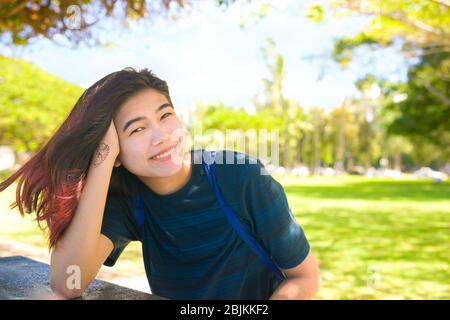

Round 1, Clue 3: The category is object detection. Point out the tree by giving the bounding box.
[326,0,450,63]
[309,107,324,174]
[0,0,236,46]
[382,135,413,171]
[329,102,355,171]
[310,0,450,161]
[385,52,450,149]
[0,55,83,153]
[187,102,284,164]
[254,38,311,167]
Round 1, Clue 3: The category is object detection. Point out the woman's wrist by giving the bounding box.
[92,142,118,168]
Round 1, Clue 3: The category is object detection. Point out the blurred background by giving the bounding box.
[0,0,449,299]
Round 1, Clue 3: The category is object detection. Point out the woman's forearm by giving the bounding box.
[269,275,321,300]
[50,145,116,296]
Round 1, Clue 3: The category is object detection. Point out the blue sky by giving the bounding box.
[1,0,409,117]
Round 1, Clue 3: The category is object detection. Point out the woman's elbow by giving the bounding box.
[50,279,84,299]
[308,255,321,297]
[49,268,86,299]
[312,269,322,296]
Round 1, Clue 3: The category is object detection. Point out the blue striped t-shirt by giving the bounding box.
[101,149,310,299]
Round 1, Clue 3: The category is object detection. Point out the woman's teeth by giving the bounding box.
[152,147,175,160]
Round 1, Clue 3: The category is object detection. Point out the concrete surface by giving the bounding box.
[0,255,164,300]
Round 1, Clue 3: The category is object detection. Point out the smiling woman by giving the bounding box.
[0,67,175,248]
[113,88,188,188]
[0,67,319,300]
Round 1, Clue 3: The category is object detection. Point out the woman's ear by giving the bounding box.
[114,155,122,167]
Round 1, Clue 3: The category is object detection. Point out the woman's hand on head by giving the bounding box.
[93,120,121,168]
[104,120,120,155]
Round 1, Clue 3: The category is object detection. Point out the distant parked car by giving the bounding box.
[414,167,448,183]
[319,167,336,176]
[290,166,310,177]
[367,168,402,179]
[348,166,365,175]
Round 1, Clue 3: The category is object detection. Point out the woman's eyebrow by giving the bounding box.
[122,103,173,132]
[155,103,173,113]
[123,116,146,133]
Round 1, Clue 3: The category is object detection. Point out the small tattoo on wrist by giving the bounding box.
[93,142,110,167]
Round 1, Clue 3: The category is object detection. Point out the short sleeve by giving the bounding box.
[243,159,310,270]
[101,195,139,267]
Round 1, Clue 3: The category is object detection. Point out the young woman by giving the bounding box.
[0,68,320,300]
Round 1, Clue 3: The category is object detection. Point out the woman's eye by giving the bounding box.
[130,127,144,135]
[161,112,172,120]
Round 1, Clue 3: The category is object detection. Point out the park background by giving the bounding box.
[0,0,449,299]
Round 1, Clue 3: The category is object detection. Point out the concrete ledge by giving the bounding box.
[0,255,165,300]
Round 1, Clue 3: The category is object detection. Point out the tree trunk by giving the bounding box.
[311,119,320,175]
[335,110,345,172]
[394,152,402,172]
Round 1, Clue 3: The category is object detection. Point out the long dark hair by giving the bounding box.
[0,67,173,249]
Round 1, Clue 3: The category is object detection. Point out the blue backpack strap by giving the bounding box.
[133,187,144,241]
[202,150,286,282]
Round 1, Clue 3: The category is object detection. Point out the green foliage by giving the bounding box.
[191,103,283,132]
[0,0,236,46]
[187,102,284,159]
[253,38,312,167]
[190,34,446,169]
[332,33,381,68]
[327,0,450,56]
[0,55,83,152]
[386,52,450,148]
[305,5,325,23]
[311,0,450,162]
[187,36,312,168]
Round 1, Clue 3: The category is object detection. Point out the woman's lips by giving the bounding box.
[149,141,180,162]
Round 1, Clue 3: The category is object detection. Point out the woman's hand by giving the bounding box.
[93,120,120,168]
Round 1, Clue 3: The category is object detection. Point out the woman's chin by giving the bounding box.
[148,159,184,177]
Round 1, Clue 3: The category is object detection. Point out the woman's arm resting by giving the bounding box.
[269,250,321,300]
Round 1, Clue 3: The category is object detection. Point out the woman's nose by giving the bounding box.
[150,127,171,146]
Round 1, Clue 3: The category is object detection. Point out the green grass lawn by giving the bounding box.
[276,175,450,299]
[1,173,449,299]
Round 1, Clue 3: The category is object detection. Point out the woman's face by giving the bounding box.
[113,88,186,178]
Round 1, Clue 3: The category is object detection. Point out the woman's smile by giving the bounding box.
[149,139,182,163]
